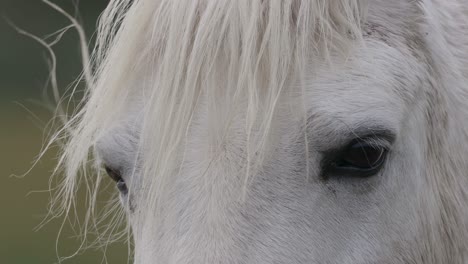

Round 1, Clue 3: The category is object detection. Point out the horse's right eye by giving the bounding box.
[104,166,128,195]
[321,133,394,180]
[331,140,388,177]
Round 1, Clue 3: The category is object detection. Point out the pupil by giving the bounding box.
[343,144,384,169]
[104,166,128,195]
[105,166,121,182]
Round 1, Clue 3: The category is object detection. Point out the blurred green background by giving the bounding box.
[1,0,129,263]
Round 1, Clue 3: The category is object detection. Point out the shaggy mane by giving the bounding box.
[48,0,367,256]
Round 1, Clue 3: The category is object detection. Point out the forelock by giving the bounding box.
[53,0,369,247]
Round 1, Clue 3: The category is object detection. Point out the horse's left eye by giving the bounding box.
[104,166,128,195]
[324,138,389,178]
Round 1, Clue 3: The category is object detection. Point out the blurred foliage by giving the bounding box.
[1,0,130,263]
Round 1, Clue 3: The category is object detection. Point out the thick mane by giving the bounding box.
[50,0,366,250]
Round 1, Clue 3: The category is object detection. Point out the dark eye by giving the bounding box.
[104,166,128,195]
[324,138,390,178]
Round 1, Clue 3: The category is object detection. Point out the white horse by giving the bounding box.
[49,0,468,263]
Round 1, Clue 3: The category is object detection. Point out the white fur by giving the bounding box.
[49,0,468,263]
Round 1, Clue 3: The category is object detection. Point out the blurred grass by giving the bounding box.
[1,0,129,263]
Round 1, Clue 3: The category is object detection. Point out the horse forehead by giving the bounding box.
[101,40,424,154]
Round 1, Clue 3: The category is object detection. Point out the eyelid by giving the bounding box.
[350,135,394,149]
[320,130,395,156]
